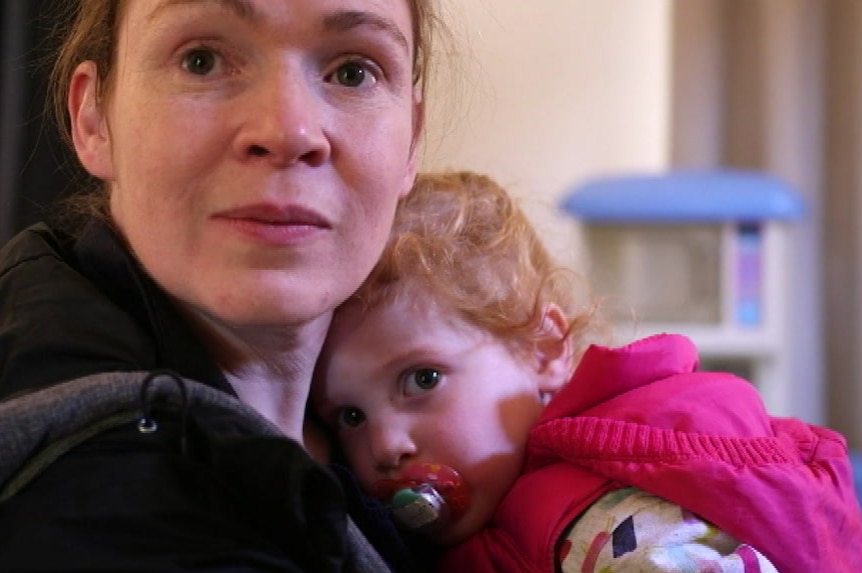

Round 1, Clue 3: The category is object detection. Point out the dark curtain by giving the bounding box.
[1,0,74,245]
[669,0,862,447]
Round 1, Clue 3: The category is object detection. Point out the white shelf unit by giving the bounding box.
[560,170,805,417]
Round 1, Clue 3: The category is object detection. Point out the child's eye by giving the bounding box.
[182,47,219,75]
[338,407,366,429]
[327,60,378,88]
[404,368,441,396]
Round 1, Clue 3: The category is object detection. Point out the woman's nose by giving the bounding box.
[369,420,417,472]
[235,66,331,168]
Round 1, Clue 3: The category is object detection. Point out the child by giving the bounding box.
[312,171,862,572]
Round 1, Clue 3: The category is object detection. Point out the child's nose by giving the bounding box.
[369,420,417,472]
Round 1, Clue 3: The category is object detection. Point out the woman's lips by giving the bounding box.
[213,203,332,245]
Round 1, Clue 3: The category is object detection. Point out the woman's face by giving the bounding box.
[70,0,421,329]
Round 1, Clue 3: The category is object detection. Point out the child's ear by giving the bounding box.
[533,303,575,396]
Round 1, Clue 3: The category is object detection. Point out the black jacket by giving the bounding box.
[0,221,420,572]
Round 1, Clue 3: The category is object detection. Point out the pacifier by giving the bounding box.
[371,462,470,533]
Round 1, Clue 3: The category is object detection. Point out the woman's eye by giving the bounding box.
[182,48,218,75]
[405,368,441,396]
[330,60,377,88]
[338,407,366,429]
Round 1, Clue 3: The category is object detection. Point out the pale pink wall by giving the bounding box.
[421,0,672,265]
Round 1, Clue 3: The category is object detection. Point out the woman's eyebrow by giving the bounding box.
[147,3,409,56]
[148,0,257,23]
[323,10,410,55]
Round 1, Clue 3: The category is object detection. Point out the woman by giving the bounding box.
[0,1,439,571]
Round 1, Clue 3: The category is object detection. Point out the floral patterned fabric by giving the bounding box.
[559,488,779,573]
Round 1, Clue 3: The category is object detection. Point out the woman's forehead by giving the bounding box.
[124,0,415,44]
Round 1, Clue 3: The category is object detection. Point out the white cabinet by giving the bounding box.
[561,170,805,416]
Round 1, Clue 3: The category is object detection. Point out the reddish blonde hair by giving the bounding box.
[353,171,602,362]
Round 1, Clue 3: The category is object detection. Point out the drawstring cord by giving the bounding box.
[138,370,190,454]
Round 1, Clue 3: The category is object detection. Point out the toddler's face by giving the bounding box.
[313,292,548,545]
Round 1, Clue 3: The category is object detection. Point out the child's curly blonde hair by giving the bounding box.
[352,170,603,366]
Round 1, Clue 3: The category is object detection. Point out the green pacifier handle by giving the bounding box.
[390,484,449,531]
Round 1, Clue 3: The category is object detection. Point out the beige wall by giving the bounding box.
[421,0,672,267]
